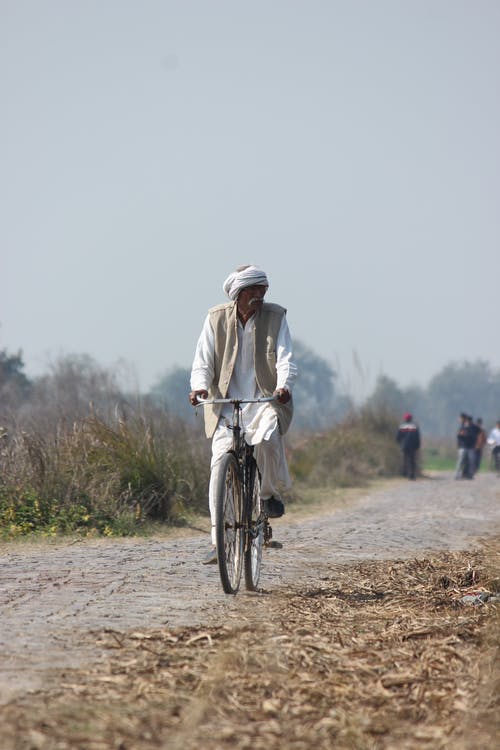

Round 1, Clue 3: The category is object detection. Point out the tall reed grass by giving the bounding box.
[0,405,210,538]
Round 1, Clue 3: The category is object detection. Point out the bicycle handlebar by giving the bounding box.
[194,395,276,406]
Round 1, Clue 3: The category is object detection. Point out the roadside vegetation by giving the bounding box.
[0,352,403,541]
[288,407,400,488]
[0,408,210,539]
[0,353,206,539]
[2,346,498,540]
[0,401,401,541]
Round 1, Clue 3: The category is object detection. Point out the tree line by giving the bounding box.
[148,348,500,438]
[2,346,499,438]
[364,362,500,437]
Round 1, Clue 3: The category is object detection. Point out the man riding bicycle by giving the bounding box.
[189,264,298,564]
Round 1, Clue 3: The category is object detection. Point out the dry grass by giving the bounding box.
[289,407,401,488]
[1,542,498,750]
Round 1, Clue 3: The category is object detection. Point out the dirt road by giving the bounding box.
[1,471,499,710]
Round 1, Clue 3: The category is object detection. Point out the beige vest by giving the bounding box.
[203,301,294,438]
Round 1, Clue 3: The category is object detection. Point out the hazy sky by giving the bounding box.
[2,1,499,400]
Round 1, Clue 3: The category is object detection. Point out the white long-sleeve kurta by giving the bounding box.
[190,312,297,437]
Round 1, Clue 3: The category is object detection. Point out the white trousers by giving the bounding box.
[208,420,291,545]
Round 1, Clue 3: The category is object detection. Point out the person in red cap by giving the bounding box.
[396,413,421,480]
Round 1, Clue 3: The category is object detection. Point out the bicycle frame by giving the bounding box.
[197,394,275,468]
[195,395,275,593]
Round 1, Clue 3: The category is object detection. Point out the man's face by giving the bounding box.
[238,284,268,313]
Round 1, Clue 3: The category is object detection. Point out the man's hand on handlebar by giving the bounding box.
[190,389,290,406]
[274,388,291,404]
[189,389,208,406]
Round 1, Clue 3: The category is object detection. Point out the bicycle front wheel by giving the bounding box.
[244,457,264,591]
[215,452,244,594]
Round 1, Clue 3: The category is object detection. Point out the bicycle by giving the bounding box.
[195,396,276,594]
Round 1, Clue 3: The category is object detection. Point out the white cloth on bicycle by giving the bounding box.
[208,418,291,544]
[243,402,277,445]
[211,417,291,494]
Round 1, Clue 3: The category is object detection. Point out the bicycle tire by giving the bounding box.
[244,457,264,591]
[215,452,244,594]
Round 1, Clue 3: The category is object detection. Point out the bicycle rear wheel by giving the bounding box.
[215,452,244,594]
[244,457,264,591]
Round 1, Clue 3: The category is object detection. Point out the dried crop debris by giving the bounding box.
[1,547,498,750]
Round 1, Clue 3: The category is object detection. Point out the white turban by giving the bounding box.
[222,265,269,301]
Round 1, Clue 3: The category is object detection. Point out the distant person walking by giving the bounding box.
[487,421,500,477]
[396,413,421,480]
[455,413,467,478]
[455,414,476,479]
[473,418,487,473]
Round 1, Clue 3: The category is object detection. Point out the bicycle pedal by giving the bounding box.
[264,524,273,543]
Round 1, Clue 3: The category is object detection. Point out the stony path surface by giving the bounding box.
[1,471,499,704]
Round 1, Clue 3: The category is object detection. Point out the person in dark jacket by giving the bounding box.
[396,413,421,480]
[455,414,476,479]
[473,418,487,473]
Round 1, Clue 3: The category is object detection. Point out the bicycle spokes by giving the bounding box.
[244,459,264,591]
[215,453,243,594]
